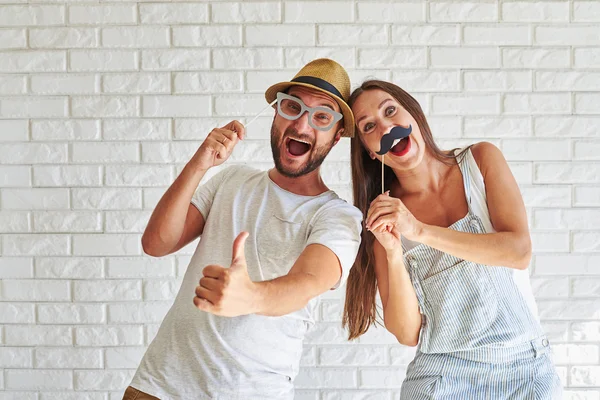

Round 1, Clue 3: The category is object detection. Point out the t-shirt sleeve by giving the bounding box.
[190,165,238,221]
[306,201,363,290]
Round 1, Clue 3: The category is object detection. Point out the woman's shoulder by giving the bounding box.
[468,141,506,177]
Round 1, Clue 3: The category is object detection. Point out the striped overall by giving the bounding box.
[399,152,562,399]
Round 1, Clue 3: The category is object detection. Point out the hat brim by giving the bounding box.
[265,82,354,138]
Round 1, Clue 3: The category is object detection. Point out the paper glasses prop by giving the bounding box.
[242,92,343,135]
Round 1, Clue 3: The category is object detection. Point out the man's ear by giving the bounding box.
[332,128,343,146]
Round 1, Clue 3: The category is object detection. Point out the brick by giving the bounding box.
[73,234,140,256]
[0,51,65,73]
[296,368,357,389]
[0,304,35,324]
[464,71,531,92]
[107,302,171,323]
[33,165,102,187]
[534,117,600,138]
[0,5,64,26]
[0,166,31,187]
[32,120,100,141]
[75,325,143,347]
[174,71,243,93]
[74,370,133,391]
[173,26,241,47]
[502,48,569,69]
[463,25,530,45]
[213,48,282,70]
[3,234,70,256]
[318,25,387,46]
[103,119,170,141]
[1,189,68,210]
[502,140,569,161]
[74,280,142,302]
[247,25,315,46]
[535,163,600,184]
[103,73,170,94]
[432,94,498,115]
[211,2,280,23]
[143,95,210,117]
[5,370,72,390]
[35,257,104,279]
[30,28,97,49]
[105,165,172,187]
[431,47,498,68]
[139,3,208,24]
[35,348,102,369]
[105,210,151,233]
[502,2,569,22]
[536,71,600,91]
[392,25,459,45]
[503,94,570,115]
[102,27,169,48]
[70,50,137,72]
[68,5,137,24]
[357,2,424,22]
[72,96,138,118]
[429,2,497,22]
[536,26,600,45]
[72,142,139,163]
[358,48,426,68]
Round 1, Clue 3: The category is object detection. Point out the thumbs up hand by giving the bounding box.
[193,232,259,317]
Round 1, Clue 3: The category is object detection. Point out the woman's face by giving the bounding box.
[352,89,425,170]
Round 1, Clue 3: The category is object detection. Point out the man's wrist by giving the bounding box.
[251,281,267,315]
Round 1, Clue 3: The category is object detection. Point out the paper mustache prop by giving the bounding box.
[376,125,412,155]
[378,125,413,194]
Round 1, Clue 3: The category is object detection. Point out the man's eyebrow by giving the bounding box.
[356,98,393,125]
[289,92,338,111]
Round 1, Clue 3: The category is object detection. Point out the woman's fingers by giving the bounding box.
[369,214,398,233]
[366,205,396,228]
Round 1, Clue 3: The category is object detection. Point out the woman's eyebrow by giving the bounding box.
[356,98,394,125]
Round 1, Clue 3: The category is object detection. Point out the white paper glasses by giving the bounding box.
[276,92,343,132]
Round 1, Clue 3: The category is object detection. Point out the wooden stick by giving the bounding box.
[245,99,277,130]
[381,154,385,194]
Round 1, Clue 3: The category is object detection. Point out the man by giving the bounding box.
[123,58,362,400]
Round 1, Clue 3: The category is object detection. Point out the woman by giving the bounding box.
[343,80,562,399]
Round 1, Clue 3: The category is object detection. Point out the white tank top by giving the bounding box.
[402,148,540,320]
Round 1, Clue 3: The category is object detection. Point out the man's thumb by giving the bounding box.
[231,231,249,266]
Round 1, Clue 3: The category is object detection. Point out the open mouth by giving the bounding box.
[389,136,411,157]
[285,137,312,157]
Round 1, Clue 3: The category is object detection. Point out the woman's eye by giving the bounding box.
[385,106,396,116]
[363,122,374,133]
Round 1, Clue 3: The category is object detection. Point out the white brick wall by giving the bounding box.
[0,0,598,398]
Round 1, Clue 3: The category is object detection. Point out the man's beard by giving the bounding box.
[270,125,336,178]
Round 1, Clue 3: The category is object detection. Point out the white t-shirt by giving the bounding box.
[129,165,363,400]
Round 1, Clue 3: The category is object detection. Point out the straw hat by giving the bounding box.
[265,58,354,138]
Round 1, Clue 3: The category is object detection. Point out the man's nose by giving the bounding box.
[291,110,311,132]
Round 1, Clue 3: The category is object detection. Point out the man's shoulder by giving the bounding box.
[219,164,265,183]
[313,195,363,224]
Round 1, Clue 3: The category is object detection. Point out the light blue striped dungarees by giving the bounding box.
[399,153,563,399]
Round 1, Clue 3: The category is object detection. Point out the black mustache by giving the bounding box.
[376,125,412,155]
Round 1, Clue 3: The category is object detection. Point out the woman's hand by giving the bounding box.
[366,192,424,247]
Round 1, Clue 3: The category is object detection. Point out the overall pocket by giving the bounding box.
[421,260,498,352]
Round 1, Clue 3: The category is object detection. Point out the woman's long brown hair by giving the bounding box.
[342,80,470,340]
